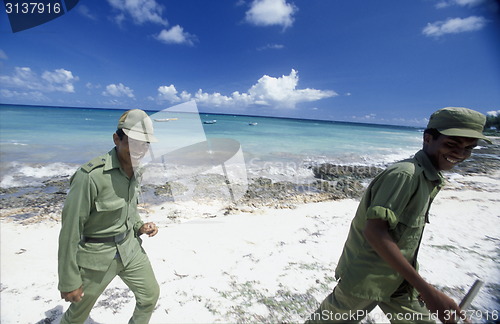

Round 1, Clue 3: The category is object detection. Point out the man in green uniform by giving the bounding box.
[58,109,160,324]
[306,107,491,324]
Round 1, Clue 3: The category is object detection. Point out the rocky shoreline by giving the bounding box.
[1,138,499,224]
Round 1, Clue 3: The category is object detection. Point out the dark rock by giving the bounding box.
[311,164,383,181]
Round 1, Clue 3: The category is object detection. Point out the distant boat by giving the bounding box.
[248,122,258,126]
[154,118,178,122]
[203,120,217,124]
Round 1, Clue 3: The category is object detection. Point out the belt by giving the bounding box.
[82,231,128,243]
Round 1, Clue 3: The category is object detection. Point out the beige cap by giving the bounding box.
[117,109,158,142]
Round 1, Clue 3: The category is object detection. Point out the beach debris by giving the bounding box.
[174,270,189,279]
[96,288,133,314]
[214,280,319,323]
[167,210,182,219]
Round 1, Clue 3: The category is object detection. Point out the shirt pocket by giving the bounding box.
[95,197,126,212]
[391,212,426,261]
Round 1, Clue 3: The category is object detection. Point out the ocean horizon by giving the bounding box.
[0,103,423,188]
[0,103,425,129]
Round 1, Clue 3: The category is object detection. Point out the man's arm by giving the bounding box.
[364,219,464,323]
[133,183,157,237]
[58,170,94,299]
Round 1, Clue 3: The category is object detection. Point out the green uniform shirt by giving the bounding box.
[58,148,145,292]
[335,150,444,301]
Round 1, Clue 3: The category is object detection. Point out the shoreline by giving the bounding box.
[1,138,499,224]
[1,139,499,323]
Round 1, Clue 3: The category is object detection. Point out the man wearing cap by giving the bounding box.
[306,107,491,324]
[58,109,160,324]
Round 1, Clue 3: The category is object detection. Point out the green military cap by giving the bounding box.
[427,107,492,144]
[118,109,158,143]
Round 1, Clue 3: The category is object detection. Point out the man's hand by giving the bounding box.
[419,285,466,324]
[61,286,84,303]
[363,219,465,323]
[139,222,158,237]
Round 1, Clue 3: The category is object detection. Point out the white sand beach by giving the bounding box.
[1,167,499,323]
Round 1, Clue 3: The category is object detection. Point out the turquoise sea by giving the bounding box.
[0,104,423,188]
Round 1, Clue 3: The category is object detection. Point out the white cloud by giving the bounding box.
[107,0,168,26]
[248,69,336,107]
[436,1,450,8]
[436,0,488,8]
[350,113,427,126]
[42,69,79,92]
[86,82,101,89]
[155,25,196,45]
[352,113,377,121]
[0,67,78,93]
[156,69,337,109]
[0,89,49,101]
[423,16,487,37]
[106,1,196,46]
[0,49,7,60]
[487,110,499,116]
[390,117,429,127]
[245,0,297,29]
[0,67,36,89]
[157,84,180,102]
[102,83,135,98]
[257,43,285,51]
[77,5,97,20]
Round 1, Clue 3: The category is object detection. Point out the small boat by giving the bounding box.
[203,120,217,124]
[248,122,258,126]
[154,118,178,122]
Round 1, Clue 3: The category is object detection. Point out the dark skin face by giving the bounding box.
[423,133,478,171]
[112,132,157,236]
[113,133,150,177]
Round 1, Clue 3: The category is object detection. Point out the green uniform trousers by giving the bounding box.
[60,251,159,324]
[305,285,435,324]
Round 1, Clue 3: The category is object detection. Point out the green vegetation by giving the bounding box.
[484,114,500,135]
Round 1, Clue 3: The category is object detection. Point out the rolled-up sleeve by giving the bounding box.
[366,170,413,230]
[133,219,144,236]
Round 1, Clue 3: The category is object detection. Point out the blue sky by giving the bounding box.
[1,0,499,126]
